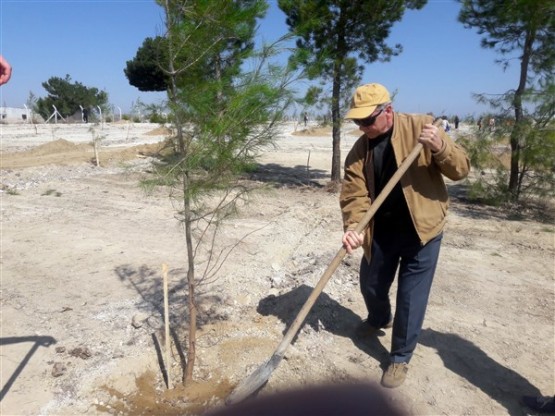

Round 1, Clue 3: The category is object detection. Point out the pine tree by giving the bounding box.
[458,0,555,201]
[279,0,427,182]
[147,0,296,384]
[36,75,108,119]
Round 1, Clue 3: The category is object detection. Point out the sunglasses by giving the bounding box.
[353,108,384,127]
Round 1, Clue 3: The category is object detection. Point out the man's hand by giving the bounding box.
[418,123,443,153]
[0,55,12,86]
[342,230,364,254]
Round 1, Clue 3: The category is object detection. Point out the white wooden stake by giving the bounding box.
[162,263,172,389]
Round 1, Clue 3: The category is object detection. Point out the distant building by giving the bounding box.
[0,106,34,123]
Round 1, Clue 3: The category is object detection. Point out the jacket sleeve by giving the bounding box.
[432,129,471,181]
[339,139,370,232]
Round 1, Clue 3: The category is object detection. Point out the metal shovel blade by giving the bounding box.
[225,354,283,405]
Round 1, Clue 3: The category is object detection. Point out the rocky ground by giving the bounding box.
[1,121,553,415]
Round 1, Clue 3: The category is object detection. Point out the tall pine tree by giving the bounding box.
[149,0,295,384]
[458,0,555,200]
[279,0,427,182]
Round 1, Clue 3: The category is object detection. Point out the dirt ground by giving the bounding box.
[1,121,553,416]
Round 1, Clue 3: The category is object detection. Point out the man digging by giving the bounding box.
[340,83,470,388]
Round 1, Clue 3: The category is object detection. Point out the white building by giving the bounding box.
[0,106,34,123]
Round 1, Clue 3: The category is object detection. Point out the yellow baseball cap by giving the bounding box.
[345,83,391,119]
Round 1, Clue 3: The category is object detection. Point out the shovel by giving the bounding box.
[226,141,425,405]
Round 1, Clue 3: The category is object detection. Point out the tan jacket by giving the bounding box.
[340,113,470,261]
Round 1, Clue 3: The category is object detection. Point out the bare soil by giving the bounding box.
[1,121,553,416]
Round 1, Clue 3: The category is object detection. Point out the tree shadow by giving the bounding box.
[256,284,389,368]
[115,264,184,317]
[114,264,227,385]
[0,335,56,401]
[446,181,554,223]
[447,182,512,221]
[419,328,540,415]
[248,163,328,188]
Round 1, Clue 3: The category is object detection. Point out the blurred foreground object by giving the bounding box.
[210,382,408,416]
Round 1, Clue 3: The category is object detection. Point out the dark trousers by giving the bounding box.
[360,229,442,363]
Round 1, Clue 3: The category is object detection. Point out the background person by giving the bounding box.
[441,115,451,132]
[340,83,470,388]
[489,117,496,132]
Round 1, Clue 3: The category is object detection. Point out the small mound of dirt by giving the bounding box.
[111,142,165,161]
[27,139,91,156]
[1,141,165,170]
[292,126,332,136]
[145,127,172,136]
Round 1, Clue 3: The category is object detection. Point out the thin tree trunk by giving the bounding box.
[183,175,197,383]
[163,0,196,384]
[509,28,535,199]
[330,20,347,183]
[330,64,342,183]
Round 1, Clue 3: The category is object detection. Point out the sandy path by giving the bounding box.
[1,122,553,415]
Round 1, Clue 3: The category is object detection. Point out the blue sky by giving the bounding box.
[1,0,520,117]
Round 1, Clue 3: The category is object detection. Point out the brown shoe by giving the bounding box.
[381,362,408,388]
[355,318,393,338]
